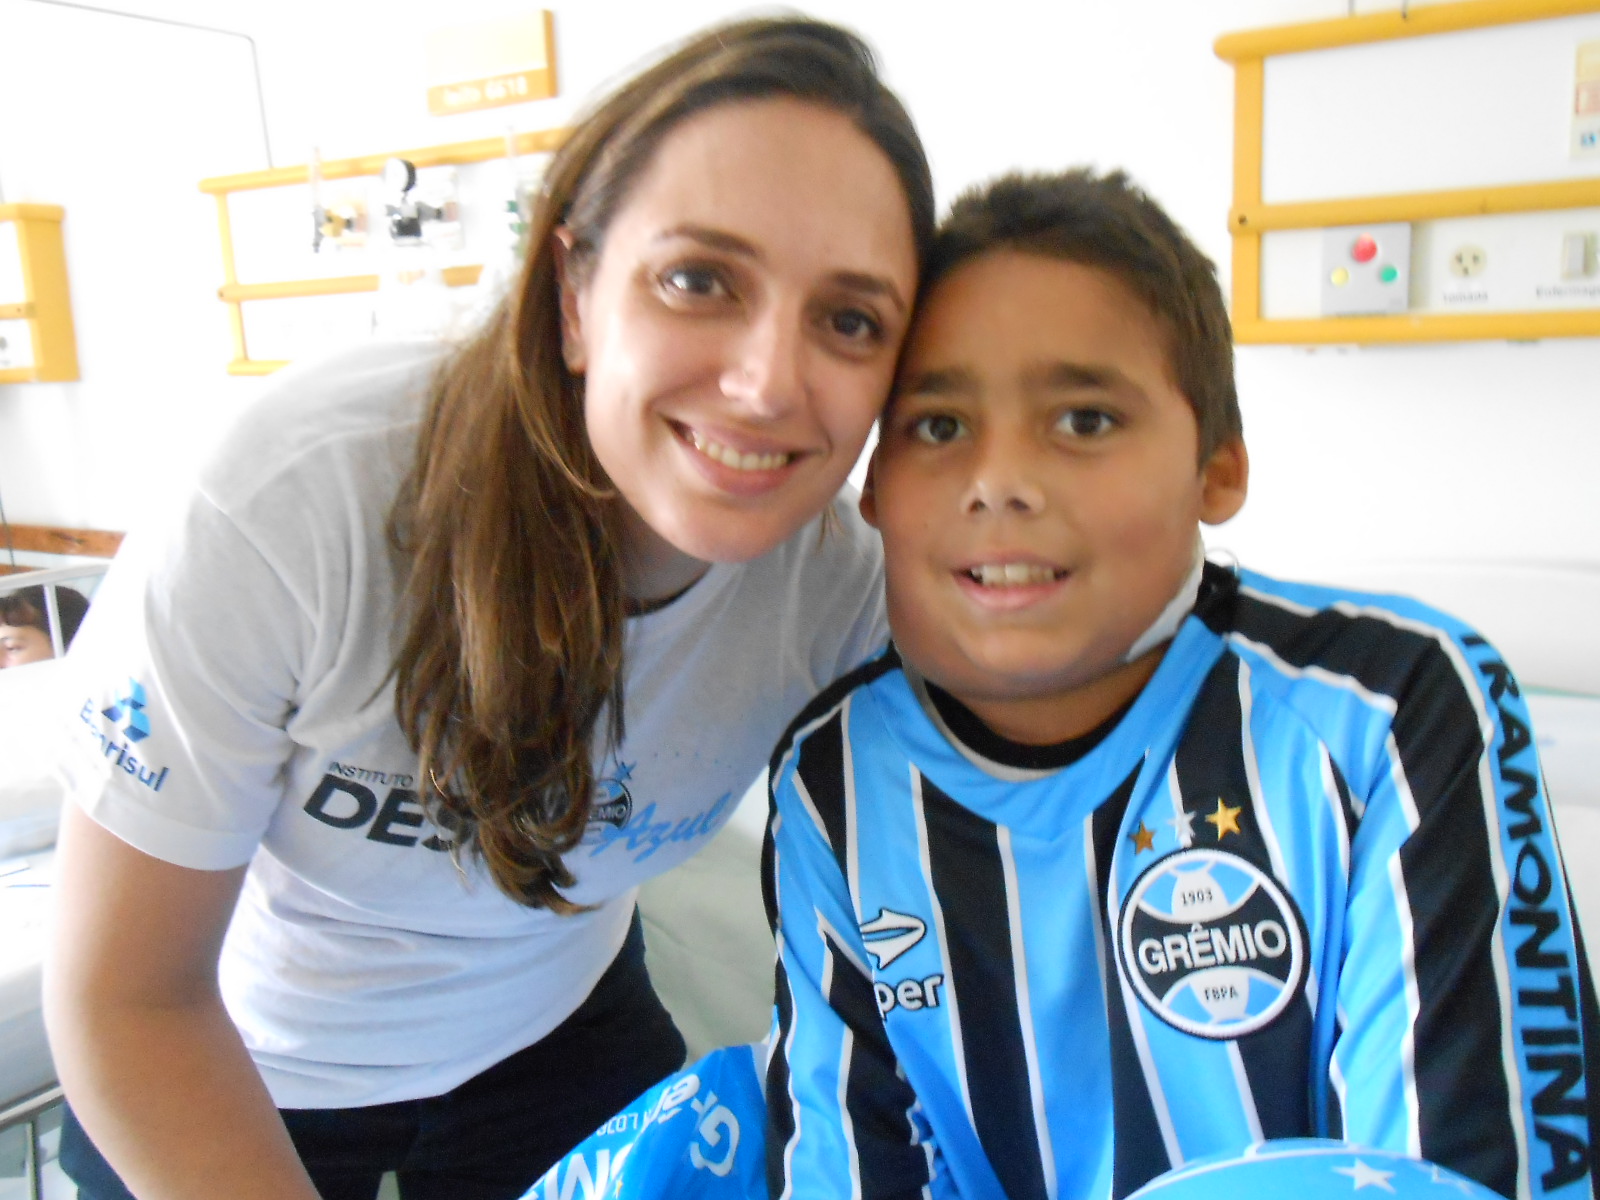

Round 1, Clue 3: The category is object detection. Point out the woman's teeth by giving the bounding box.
[969,563,1063,587]
[689,430,791,472]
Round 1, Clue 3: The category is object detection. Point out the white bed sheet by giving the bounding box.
[0,656,71,1110]
[0,853,55,1110]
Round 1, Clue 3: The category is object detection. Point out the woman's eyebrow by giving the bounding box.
[655,224,760,256]
[653,226,907,315]
[832,272,908,316]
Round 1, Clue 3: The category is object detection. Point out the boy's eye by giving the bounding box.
[1056,408,1117,438]
[659,264,730,300]
[910,413,966,445]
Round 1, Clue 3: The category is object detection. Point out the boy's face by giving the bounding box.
[862,250,1247,745]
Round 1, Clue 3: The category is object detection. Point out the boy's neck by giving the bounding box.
[941,649,1165,747]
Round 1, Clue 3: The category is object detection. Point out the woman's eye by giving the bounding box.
[827,307,882,344]
[1057,408,1117,438]
[659,265,729,300]
[910,413,966,445]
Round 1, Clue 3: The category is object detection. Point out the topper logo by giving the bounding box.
[1117,848,1306,1040]
[860,908,927,970]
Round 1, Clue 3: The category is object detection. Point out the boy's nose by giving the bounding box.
[963,438,1046,516]
[720,308,804,417]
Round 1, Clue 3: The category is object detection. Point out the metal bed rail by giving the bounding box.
[0,562,108,659]
[0,1084,63,1200]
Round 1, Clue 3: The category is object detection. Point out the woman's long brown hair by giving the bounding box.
[388,17,935,911]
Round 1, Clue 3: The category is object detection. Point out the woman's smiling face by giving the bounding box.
[559,97,919,598]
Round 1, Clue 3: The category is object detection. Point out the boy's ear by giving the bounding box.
[553,226,587,374]
[1198,436,1249,526]
[859,454,881,529]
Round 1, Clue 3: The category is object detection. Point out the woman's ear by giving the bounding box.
[1199,436,1249,526]
[859,454,880,529]
[553,227,586,374]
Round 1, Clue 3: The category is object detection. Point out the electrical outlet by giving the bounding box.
[1449,245,1488,279]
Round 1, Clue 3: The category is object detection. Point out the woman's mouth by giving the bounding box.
[684,428,796,472]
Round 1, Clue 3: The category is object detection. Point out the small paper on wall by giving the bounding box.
[1571,39,1600,159]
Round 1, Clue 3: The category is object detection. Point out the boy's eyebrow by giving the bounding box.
[1028,361,1125,391]
[897,365,976,395]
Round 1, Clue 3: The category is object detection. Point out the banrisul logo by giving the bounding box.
[79,678,169,793]
[103,679,151,742]
[1118,847,1306,1039]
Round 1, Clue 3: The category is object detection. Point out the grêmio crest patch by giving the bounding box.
[1117,847,1307,1039]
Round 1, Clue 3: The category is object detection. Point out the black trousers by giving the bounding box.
[61,913,686,1200]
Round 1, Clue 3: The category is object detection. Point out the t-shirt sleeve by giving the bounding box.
[763,725,955,1200]
[58,489,313,870]
[1329,623,1598,1200]
[804,492,888,687]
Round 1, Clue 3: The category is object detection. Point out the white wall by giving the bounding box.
[0,0,1595,592]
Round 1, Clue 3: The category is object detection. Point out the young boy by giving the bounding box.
[763,171,1598,1200]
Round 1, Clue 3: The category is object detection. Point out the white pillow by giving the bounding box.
[0,658,71,859]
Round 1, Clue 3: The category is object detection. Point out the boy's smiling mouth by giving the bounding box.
[966,563,1068,592]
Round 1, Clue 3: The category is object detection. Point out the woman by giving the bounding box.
[45,17,932,1200]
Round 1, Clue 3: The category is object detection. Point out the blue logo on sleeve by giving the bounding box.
[102,679,151,742]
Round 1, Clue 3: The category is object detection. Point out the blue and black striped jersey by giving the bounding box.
[764,563,1597,1200]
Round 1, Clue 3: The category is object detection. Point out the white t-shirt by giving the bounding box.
[58,339,888,1109]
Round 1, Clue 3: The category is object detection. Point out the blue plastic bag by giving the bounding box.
[521,1043,767,1200]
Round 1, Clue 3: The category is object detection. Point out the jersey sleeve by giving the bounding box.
[58,487,313,869]
[763,731,953,1200]
[1327,622,1598,1200]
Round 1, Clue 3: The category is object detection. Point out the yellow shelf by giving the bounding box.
[1215,0,1599,61]
[198,128,566,195]
[1231,179,1600,234]
[1215,0,1600,345]
[216,264,483,303]
[202,129,564,373]
[1236,310,1600,345]
[0,204,79,382]
[226,358,290,377]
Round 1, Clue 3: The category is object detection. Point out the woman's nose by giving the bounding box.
[719,307,804,416]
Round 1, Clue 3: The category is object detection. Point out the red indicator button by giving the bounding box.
[1351,234,1379,263]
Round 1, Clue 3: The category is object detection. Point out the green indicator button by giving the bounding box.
[1379,265,1399,284]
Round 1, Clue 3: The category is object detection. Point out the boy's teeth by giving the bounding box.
[689,431,790,471]
[973,563,1059,587]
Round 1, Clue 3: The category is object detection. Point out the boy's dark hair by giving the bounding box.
[925,168,1241,460]
[0,584,89,649]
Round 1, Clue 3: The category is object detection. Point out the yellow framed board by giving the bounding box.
[1215,0,1600,344]
[0,205,79,383]
[199,127,566,375]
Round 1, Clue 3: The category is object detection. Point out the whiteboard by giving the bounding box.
[1261,12,1600,204]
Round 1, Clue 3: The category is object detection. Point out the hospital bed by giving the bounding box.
[1,563,106,1199]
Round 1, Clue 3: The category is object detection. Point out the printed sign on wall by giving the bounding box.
[426,11,557,116]
[1572,39,1600,158]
